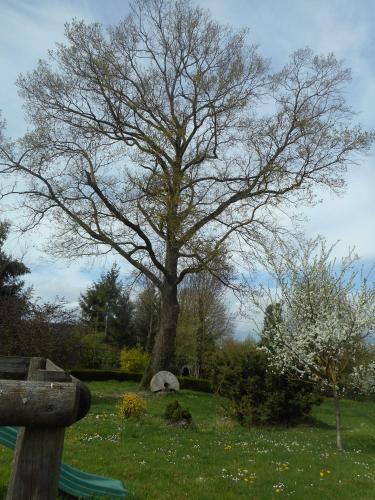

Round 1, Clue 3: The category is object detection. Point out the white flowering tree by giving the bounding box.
[257,237,375,451]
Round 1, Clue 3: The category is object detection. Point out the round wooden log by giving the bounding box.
[45,359,92,421]
[75,380,92,421]
[0,380,79,427]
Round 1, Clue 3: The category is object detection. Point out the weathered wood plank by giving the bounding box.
[0,356,31,379]
[27,357,46,374]
[0,380,79,427]
[45,359,64,372]
[44,359,92,420]
[33,370,72,382]
[6,358,70,500]
[6,426,65,500]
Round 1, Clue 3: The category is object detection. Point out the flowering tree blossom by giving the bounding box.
[258,236,375,451]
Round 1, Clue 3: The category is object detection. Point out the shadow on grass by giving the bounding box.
[0,485,7,498]
[307,417,353,432]
[304,416,336,430]
[343,434,375,453]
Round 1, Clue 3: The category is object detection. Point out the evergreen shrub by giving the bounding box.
[164,400,192,426]
[211,342,322,426]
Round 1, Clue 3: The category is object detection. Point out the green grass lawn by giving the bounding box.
[1,381,374,499]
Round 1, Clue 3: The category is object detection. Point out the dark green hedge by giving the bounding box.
[69,369,212,393]
[69,369,142,382]
[178,376,213,393]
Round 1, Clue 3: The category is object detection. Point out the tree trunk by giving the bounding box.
[195,294,206,378]
[333,391,343,452]
[145,313,156,354]
[140,279,179,388]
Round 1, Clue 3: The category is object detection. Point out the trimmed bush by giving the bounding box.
[178,376,212,393]
[69,369,142,382]
[211,342,322,426]
[69,369,213,393]
[118,392,147,419]
[120,346,150,373]
[164,400,192,426]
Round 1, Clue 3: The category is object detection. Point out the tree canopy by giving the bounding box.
[0,0,372,384]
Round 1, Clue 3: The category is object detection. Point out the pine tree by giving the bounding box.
[79,264,134,346]
[0,222,31,354]
[260,302,282,350]
[0,222,29,298]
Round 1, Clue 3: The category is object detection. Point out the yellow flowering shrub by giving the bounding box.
[118,392,147,419]
[120,347,150,373]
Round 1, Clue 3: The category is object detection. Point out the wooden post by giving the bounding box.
[6,358,68,500]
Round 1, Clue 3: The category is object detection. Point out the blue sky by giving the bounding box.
[0,0,374,337]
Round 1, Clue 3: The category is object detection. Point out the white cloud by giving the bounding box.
[301,158,375,260]
[0,0,95,136]
[24,263,92,308]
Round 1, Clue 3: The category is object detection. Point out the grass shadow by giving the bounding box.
[303,416,336,430]
[343,434,375,453]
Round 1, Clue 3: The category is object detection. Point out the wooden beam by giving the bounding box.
[6,358,69,500]
[45,359,64,372]
[0,356,32,379]
[33,370,72,382]
[6,427,65,500]
[0,380,79,427]
[46,358,92,420]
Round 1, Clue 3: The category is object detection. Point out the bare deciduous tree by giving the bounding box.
[0,0,372,386]
[177,271,233,378]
